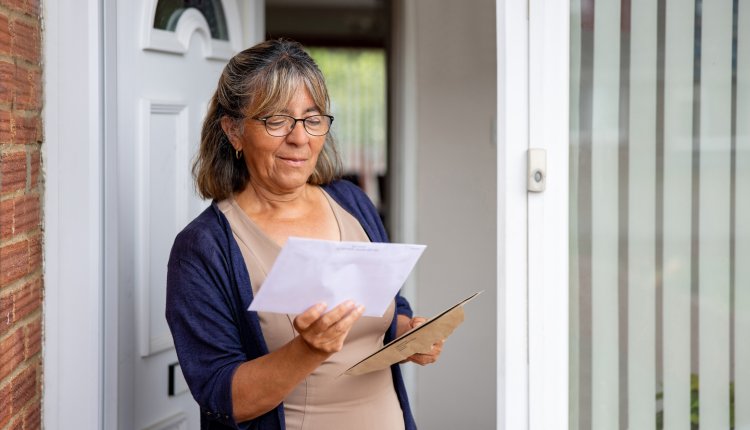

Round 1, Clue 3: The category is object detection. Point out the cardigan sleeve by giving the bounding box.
[165,226,250,429]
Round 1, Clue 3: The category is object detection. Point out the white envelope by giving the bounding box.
[248,237,426,317]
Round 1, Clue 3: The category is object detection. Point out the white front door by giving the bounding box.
[112,2,258,429]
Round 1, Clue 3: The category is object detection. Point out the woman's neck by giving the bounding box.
[235,181,316,218]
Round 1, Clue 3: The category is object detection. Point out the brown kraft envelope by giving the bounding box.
[344,291,483,376]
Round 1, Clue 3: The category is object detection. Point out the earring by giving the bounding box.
[235,149,242,159]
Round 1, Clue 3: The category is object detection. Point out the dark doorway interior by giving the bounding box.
[265,0,392,228]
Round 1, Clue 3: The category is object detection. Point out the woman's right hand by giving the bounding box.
[293,300,365,357]
[231,300,364,422]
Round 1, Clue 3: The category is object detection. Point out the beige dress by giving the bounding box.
[218,190,405,430]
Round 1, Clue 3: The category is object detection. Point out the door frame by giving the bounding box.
[43,0,569,427]
[43,0,106,428]
[495,0,569,429]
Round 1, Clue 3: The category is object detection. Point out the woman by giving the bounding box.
[166,39,442,430]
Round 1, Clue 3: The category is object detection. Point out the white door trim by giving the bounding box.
[496,0,530,428]
[527,0,569,429]
[496,0,570,428]
[43,0,106,428]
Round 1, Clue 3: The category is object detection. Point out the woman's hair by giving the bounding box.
[193,39,342,200]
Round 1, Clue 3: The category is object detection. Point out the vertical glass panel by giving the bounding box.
[570,0,744,428]
[662,1,694,429]
[307,48,387,211]
[735,3,750,428]
[154,0,229,41]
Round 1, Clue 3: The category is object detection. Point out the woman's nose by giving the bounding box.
[285,120,309,144]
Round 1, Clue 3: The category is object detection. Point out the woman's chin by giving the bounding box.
[269,174,313,192]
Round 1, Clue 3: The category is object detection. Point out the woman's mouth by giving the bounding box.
[279,156,307,167]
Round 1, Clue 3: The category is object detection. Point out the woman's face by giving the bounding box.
[233,86,326,193]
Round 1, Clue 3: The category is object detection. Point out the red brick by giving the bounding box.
[1,151,26,193]
[0,61,14,105]
[13,114,40,144]
[13,279,40,322]
[11,365,36,411]
[0,384,11,428]
[23,400,40,430]
[0,110,11,144]
[13,195,39,235]
[0,293,12,336]
[6,0,41,17]
[0,328,24,382]
[0,240,29,285]
[27,234,40,272]
[34,359,41,398]
[1,198,12,239]
[0,14,10,56]
[23,319,40,359]
[13,65,41,111]
[10,19,40,65]
[28,148,39,188]
[10,416,22,430]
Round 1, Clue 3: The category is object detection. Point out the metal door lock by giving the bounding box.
[527,148,546,192]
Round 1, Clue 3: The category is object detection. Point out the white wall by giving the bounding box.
[395,0,497,427]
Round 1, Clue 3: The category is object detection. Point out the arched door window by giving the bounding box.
[143,0,241,60]
[153,0,229,41]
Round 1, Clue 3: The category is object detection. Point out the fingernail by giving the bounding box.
[356,305,365,313]
[316,302,327,311]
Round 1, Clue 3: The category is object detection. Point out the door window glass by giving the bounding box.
[570,0,748,428]
[154,0,229,41]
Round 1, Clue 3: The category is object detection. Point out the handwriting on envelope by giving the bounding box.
[248,237,426,318]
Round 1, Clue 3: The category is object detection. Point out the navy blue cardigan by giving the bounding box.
[166,180,417,430]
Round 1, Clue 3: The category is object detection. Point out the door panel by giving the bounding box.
[115,2,252,429]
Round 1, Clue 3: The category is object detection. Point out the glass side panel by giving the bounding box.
[570,0,747,429]
[154,0,229,41]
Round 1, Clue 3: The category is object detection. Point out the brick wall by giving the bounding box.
[0,0,43,429]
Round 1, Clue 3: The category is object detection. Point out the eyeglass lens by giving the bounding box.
[264,115,332,137]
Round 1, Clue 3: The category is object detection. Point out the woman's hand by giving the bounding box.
[396,315,445,366]
[294,300,365,357]
[232,300,364,422]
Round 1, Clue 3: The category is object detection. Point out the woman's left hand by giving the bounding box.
[396,315,445,366]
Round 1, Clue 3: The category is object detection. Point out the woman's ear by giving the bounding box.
[220,116,242,151]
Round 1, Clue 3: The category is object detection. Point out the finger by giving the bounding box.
[410,317,427,329]
[313,301,358,331]
[293,302,327,331]
[316,304,364,344]
[327,304,365,333]
[407,353,437,366]
[305,304,365,353]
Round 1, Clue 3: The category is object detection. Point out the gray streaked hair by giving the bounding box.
[193,39,342,200]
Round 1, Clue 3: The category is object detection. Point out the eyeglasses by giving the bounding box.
[254,114,334,137]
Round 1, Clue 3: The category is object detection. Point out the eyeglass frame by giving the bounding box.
[252,114,335,137]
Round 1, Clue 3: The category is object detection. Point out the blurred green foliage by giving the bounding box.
[656,374,734,429]
[307,47,386,171]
